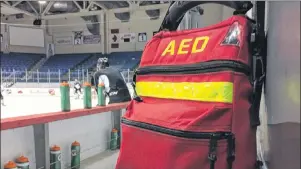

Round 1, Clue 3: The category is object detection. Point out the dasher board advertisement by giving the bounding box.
[46,43,55,58]
[138,32,147,42]
[119,33,136,43]
[73,31,83,45]
[83,35,101,44]
[54,36,73,45]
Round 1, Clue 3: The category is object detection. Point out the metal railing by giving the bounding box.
[0,69,135,88]
[1,71,15,88]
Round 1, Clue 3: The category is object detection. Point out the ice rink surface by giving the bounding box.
[1,94,99,119]
[1,85,133,119]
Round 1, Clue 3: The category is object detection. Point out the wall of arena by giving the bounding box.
[178,4,235,30]
[0,16,48,54]
[1,6,169,54]
[0,4,238,55]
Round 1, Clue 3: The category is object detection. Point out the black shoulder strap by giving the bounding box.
[249,1,267,128]
[159,1,253,31]
[132,71,143,102]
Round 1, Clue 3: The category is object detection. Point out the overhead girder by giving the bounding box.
[87,1,98,11]
[42,1,54,15]
[1,2,36,17]
[91,2,108,11]
[2,0,164,18]
[26,1,38,15]
[1,1,169,20]
[72,0,83,10]
[1,0,168,26]
[3,1,10,6]
[12,1,22,7]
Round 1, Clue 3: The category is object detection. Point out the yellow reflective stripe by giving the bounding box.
[136,81,233,103]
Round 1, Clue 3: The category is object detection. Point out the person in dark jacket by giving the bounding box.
[73,79,82,99]
[91,57,132,104]
[1,84,5,106]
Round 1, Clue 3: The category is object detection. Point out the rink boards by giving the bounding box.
[1,85,134,119]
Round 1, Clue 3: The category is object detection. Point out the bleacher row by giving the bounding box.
[0,52,142,83]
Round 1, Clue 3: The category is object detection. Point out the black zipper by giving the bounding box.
[136,60,250,76]
[122,118,236,169]
[121,117,232,139]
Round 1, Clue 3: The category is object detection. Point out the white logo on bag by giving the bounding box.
[58,154,62,161]
[71,150,77,156]
[109,91,118,96]
[98,57,108,62]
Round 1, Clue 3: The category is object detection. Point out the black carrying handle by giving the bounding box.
[249,1,267,128]
[159,1,253,31]
[132,72,143,102]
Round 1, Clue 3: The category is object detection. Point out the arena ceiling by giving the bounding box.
[1,1,170,20]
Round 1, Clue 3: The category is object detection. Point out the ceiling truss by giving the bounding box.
[1,1,170,19]
[12,1,23,7]
[42,1,54,15]
[72,1,83,10]
[26,1,38,15]
[3,1,10,6]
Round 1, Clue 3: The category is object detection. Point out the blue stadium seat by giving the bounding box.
[0,52,43,72]
[0,52,44,81]
[39,54,91,72]
[71,52,142,71]
[1,52,142,83]
[73,52,142,71]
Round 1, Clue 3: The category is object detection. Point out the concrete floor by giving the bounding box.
[81,150,119,169]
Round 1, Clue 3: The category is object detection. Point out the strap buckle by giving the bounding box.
[253,54,266,92]
[227,135,235,169]
[208,153,217,162]
[208,136,218,165]
[131,72,143,102]
[250,54,266,128]
[255,160,263,169]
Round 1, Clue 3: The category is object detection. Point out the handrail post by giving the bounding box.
[48,69,50,84]
[13,69,16,84]
[59,69,61,83]
[33,123,50,169]
[86,69,89,82]
[0,68,2,83]
[127,69,130,83]
[25,69,28,83]
[37,69,39,84]
[111,109,125,149]
[68,69,71,82]
[77,69,80,81]
[82,69,84,82]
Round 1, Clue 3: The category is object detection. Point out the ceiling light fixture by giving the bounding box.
[38,1,47,5]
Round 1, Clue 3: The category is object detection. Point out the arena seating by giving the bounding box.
[33,54,92,82]
[73,54,101,71]
[64,51,142,81]
[108,52,142,70]
[1,52,44,71]
[73,51,142,71]
[1,52,142,83]
[0,52,44,79]
[39,54,92,73]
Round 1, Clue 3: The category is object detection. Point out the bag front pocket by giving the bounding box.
[116,118,235,169]
[128,61,251,132]
[125,98,233,132]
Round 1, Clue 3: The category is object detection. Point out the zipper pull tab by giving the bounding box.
[208,134,218,169]
[133,96,143,102]
[227,135,236,169]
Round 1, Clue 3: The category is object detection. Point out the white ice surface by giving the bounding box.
[1,85,134,119]
[1,95,99,119]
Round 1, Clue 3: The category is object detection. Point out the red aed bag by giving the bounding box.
[116,15,259,169]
